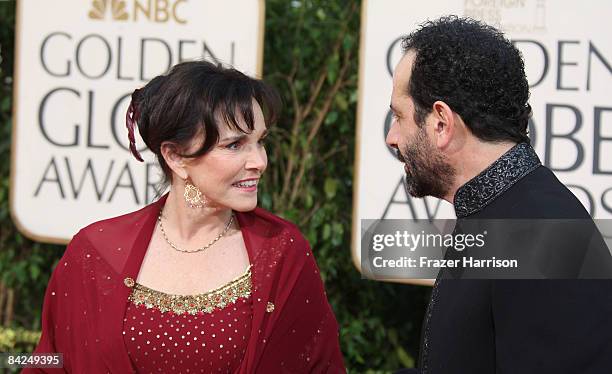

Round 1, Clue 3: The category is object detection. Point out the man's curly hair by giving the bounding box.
[402,16,531,143]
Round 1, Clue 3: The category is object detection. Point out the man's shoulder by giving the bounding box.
[521,166,590,218]
[485,166,591,219]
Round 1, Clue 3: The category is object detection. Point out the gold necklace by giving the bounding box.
[158,210,234,253]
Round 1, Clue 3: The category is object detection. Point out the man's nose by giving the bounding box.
[386,121,398,147]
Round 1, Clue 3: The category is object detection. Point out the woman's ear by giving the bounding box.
[160,141,188,180]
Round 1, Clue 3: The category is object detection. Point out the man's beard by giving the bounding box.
[397,128,455,199]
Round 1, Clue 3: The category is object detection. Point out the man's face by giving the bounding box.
[386,51,455,199]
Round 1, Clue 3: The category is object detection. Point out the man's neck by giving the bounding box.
[443,140,517,204]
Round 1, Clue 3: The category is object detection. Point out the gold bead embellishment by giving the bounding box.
[158,210,234,254]
[128,266,252,315]
[266,302,275,313]
[124,277,135,288]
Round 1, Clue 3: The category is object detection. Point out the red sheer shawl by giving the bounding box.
[25,195,346,373]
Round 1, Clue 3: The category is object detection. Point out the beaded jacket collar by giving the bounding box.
[453,142,541,218]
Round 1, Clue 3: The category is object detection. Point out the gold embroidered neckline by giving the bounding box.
[128,266,252,315]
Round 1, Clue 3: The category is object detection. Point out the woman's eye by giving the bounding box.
[226,141,240,150]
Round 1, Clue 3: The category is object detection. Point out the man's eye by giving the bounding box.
[258,137,267,146]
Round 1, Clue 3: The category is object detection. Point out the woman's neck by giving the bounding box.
[162,188,233,242]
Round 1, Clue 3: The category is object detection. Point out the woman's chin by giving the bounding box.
[228,199,258,212]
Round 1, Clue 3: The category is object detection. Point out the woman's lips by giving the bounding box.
[232,179,258,192]
[234,185,257,192]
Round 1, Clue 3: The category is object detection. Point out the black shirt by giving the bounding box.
[418,143,612,374]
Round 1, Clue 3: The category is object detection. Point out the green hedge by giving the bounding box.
[0,1,430,372]
[0,0,67,342]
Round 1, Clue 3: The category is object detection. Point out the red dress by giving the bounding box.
[25,194,346,373]
[123,267,253,373]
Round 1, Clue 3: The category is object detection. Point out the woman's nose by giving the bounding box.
[245,145,267,171]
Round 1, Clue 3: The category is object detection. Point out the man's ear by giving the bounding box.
[431,100,455,150]
[161,141,188,180]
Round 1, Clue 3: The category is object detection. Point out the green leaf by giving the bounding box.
[1,96,10,112]
[332,222,343,236]
[305,191,314,209]
[396,346,415,368]
[322,223,331,240]
[324,177,338,198]
[327,54,339,83]
[260,192,272,210]
[388,328,398,344]
[316,8,326,21]
[343,34,355,51]
[29,264,40,280]
[355,353,365,364]
[335,94,348,111]
[324,111,339,125]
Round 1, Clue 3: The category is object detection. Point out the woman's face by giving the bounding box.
[183,101,268,212]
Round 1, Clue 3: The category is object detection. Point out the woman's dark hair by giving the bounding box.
[401,16,531,143]
[126,60,281,186]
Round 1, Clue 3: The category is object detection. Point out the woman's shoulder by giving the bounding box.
[239,207,301,233]
[245,207,299,228]
[73,198,162,244]
[238,207,309,246]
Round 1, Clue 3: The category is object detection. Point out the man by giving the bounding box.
[386,16,612,373]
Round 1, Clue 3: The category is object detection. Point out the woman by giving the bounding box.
[26,61,345,373]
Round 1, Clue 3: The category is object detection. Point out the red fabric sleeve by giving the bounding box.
[22,235,85,373]
[22,234,108,373]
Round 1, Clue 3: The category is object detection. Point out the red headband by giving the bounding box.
[125,89,144,162]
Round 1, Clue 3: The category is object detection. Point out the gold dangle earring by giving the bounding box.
[184,179,206,208]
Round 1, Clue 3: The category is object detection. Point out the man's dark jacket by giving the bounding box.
[415,143,612,374]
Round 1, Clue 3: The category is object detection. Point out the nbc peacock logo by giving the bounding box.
[87,0,188,23]
[88,0,129,21]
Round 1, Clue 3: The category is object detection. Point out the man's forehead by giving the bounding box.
[395,51,414,78]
